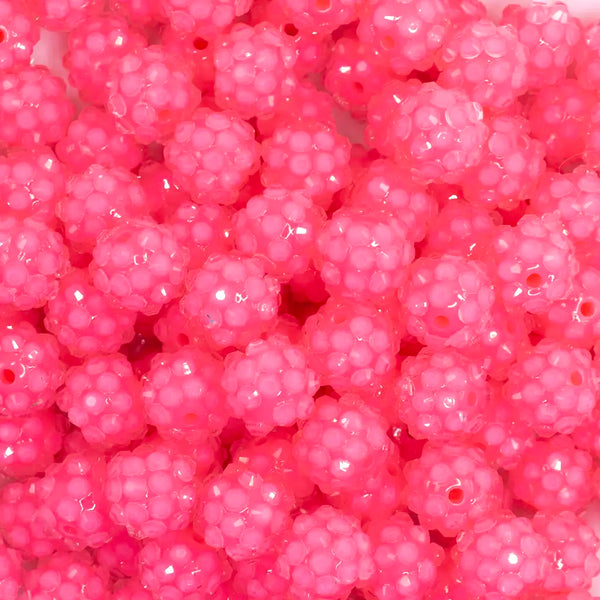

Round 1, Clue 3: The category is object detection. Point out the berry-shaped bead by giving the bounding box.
[357,0,450,75]
[164,107,261,206]
[346,159,438,243]
[462,114,546,212]
[44,269,136,358]
[0,66,74,148]
[64,15,146,106]
[509,436,596,514]
[0,321,64,417]
[180,252,280,350]
[503,340,597,437]
[107,0,164,25]
[0,0,39,71]
[501,1,581,88]
[404,442,504,537]
[271,0,360,35]
[394,347,489,441]
[137,529,231,600]
[0,540,20,600]
[533,511,600,593]
[403,254,496,349]
[233,188,326,283]
[106,45,201,144]
[32,0,103,31]
[261,118,352,208]
[277,504,374,600]
[366,80,488,184]
[303,297,400,395]
[161,0,251,36]
[213,22,298,119]
[55,106,143,173]
[454,513,549,599]
[222,334,319,436]
[316,207,415,305]
[292,394,392,495]
[492,213,577,315]
[90,219,189,316]
[0,409,65,478]
[437,20,528,110]
[575,22,600,90]
[142,346,228,440]
[446,0,487,30]
[232,552,289,600]
[94,529,141,579]
[105,440,198,539]
[365,511,443,600]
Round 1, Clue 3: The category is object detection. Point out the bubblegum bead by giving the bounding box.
[271,0,360,35]
[0,145,66,225]
[357,0,450,75]
[94,529,141,579]
[0,409,65,478]
[404,442,504,537]
[501,1,582,88]
[161,0,251,36]
[64,15,147,106]
[454,514,549,599]
[164,107,261,206]
[446,0,487,30]
[292,395,392,495]
[366,80,488,184]
[107,0,164,25]
[532,511,600,593]
[277,504,374,600]
[180,252,280,350]
[222,334,319,436]
[137,529,231,600]
[55,106,143,173]
[509,436,596,514]
[0,0,39,71]
[57,354,146,449]
[105,440,198,539]
[213,22,298,119]
[303,298,400,395]
[316,207,415,305]
[365,512,443,600]
[437,20,528,110]
[106,45,201,144]
[90,219,189,316]
[575,22,600,90]
[233,188,326,283]
[0,66,74,148]
[403,254,496,349]
[24,551,110,600]
[261,118,352,207]
[44,269,137,358]
[32,0,103,31]
[395,347,489,441]
[0,321,64,417]
[0,540,20,600]
[503,340,597,437]
[346,159,438,243]
[462,114,546,212]
[141,346,228,440]
[492,213,578,315]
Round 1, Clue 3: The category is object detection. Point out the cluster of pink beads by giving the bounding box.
[3,0,600,599]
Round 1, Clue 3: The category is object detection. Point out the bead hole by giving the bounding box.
[284,23,299,36]
[570,371,583,386]
[0,369,15,384]
[193,37,208,50]
[448,488,464,504]
[0,28,6,44]
[353,81,365,94]
[581,301,595,317]
[177,333,190,346]
[433,315,449,328]
[526,273,543,288]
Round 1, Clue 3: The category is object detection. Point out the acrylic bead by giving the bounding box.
[271,0,361,35]
[0,0,40,71]
[32,0,104,31]
[93,530,141,579]
[0,540,20,600]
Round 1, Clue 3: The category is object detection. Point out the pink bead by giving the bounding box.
[141,346,229,440]
[575,22,600,90]
[366,80,488,184]
[509,436,596,514]
[90,219,189,316]
[0,0,40,71]
[152,302,201,352]
[32,0,103,31]
[0,540,20,600]
[112,578,153,600]
[105,440,198,539]
[93,529,141,579]
[232,552,290,600]
[365,511,443,600]
[277,504,374,600]
[164,107,261,206]
[271,0,360,35]
[107,0,164,25]
[404,442,504,537]
[180,252,280,350]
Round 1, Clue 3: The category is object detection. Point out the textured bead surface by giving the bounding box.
[33,0,104,31]
[0,540,20,600]
[0,0,39,71]
[272,0,360,35]
[93,529,141,579]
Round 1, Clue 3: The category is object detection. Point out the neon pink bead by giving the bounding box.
[277,504,374,600]
[105,440,198,539]
[0,0,39,71]
[0,540,20,600]
[575,22,600,90]
[32,0,103,31]
[366,80,488,184]
[271,0,360,35]
[106,45,201,144]
[137,529,231,600]
[107,0,164,25]
[303,297,400,395]
[404,442,504,537]
[365,512,443,600]
[509,436,596,514]
[164,107,261,206]
[446,0,487,29]
[94,529,141,579]
[141,346,228,440]
[232,552,290,600]
[90,219,189,316]
[180,252,280,350]
[0,409,65,478]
